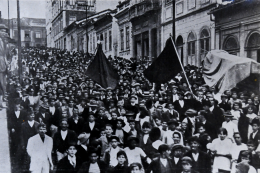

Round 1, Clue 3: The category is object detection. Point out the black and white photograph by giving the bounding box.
[0,0,260,173]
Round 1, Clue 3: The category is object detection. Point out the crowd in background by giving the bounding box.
[6,46,260,173]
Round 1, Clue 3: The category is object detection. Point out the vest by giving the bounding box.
[160,159,171,173]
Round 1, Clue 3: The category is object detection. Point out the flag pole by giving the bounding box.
[170,36,194,95]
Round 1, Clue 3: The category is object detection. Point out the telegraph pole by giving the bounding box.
[17,0,22,83]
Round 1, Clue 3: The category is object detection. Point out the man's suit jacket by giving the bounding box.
[27,134,53,171]
[83,121,100,140]
[173,100,189,121]
[138,133,153,156]
[146,157,174,173]
[48,106,62,127]
[249,130,260,147]
[56,155,83,173]
[96,135,110,158]
[184,151,211,173]
[21,121,40,148]
[35,112,52,128]
[78,160,107,173]
[53,129,78,153]
[171,157,183,173]
[162,110,179,122]
[68,116,85,135]
[8,110,27,133]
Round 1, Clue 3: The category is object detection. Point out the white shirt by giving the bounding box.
[192,153,199,162]
[89,122,95,131]
[179,100,184,108]
[173,157,179,164]
[143,134,149,144]
[109,147,120,167]
[68,108,73,116]
[28,120,34,127]
[124,147,146,166]
[61,130,68,140]
[15,111,20,118]
[252,130,259,139]
[89,162,100,173]
[41,113,45,118]
[231,143,248,160]
[160,158,168,167]
[209,105,214,112]
[49,107,55,115]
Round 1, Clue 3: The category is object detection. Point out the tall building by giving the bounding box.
[210,0,260,62]
[9,18,46,47]
[162,0,220,67]
[47,0,96,49]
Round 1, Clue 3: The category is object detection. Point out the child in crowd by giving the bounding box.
[112,151,128,173]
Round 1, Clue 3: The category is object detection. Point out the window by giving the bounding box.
[120,29,124,51]
[90,33,92,52]
[165,0,172,4]
[25,31,30,38]
[224,37,238,50]
[71,35,74,49]
[187,32,196,56]
[35,31,41,38]
[104,32,107,51]
[200,29,210,54]
[126,27,130,49]
[247,33,260,48]
[109,30,112,51]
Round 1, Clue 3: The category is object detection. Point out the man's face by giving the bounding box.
[28,114,35,121]
[129,140,137,149]
[69,100,74,107]
[111,139,118,148]
[234,134,242,145]
[232,93,237,99]
[105,126,113,135]
[73,109,79,116]
[168,104,174,110]
[117,121,123,129]
[89,115,95,122]
[198,126,205,134]
[198,92,203,99]
[173,149,183,158]
[67,146,77,156]
[90,153,98,163]
[38,126,47,136]
[60,121,68,131]
[142,127,151,134]
[247,144,255,152]
[190,141,199,152]
[252,124,259,132]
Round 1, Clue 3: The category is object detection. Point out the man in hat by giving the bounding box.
[77,133,90,162]
[68,106,85,135]
[26,123,53,173]
[56,142,83,173]
[184,136,211,173]
[53,119,78,161]
[219,94,231,112]
[147,144,174,173]
[171,144,184,173]
[182,109,198,137]
[103,135,124,168]
[35,105,52,134]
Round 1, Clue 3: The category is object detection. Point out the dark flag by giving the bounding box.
[143,37,182,83]
[85,44,119,89]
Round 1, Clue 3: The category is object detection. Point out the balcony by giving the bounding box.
[129,0,160,21]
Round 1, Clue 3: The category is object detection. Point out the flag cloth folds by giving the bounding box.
[143,37,182,83]
[85,44,119,89]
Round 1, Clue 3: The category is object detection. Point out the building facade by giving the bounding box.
[211,0,260,62]
[9,18,46,47]
[47,0,96,49]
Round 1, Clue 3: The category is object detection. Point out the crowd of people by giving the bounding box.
[6,46,260,173]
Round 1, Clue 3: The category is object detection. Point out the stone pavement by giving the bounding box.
[0,102,11,173]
